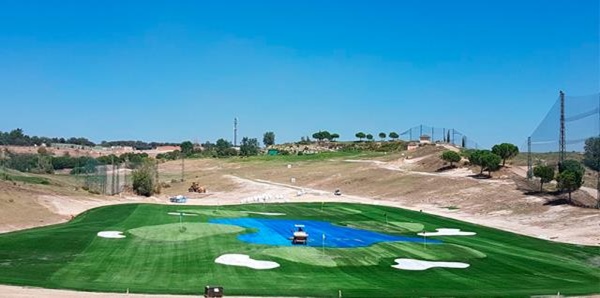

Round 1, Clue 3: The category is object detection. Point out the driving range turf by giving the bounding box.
[0,203,598,297]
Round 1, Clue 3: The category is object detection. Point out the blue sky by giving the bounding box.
[0,0,598,148]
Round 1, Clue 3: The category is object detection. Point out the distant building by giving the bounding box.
[419,135,431,144]
[407,142,419,151]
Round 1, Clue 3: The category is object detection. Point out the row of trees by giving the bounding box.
[0,128,95,147]
[0,148,150,174]
[533,160,586,202]
[0,128,181,150]
[355,132,400,142]
[533,137,599,207]
[441,143,519,176]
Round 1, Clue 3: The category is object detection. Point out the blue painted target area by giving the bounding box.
[209,218,440,248]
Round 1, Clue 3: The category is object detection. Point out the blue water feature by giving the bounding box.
[209,218,440,248]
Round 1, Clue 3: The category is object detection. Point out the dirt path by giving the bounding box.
[344,159,511,184]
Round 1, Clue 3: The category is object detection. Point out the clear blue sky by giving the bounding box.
[0,0,598,148]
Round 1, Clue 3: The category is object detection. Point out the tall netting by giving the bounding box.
[82,162,128,195]
[526,93,600,154]
[398,124,480,149]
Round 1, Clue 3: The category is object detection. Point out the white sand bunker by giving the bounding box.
[392,258,469,271]
[97,231,126,239]
[167,212,199,216]
[243,211,286,216]
[418,228,476,236]
[215,254,280,270]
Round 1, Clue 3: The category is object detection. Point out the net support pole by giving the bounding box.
[559,90,566,169]
[527,136,533,179]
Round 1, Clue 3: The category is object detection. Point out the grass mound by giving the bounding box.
[128,223,244,242]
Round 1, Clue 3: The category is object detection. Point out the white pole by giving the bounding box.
[322,233,325,255]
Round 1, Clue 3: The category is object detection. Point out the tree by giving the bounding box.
[355,132,366,141]
[132,160,157,197]
[330,133,340,141]
[533,165,555,192]
[461,136,467,148]
[366,134,373,142]
[312,131,331,142]
[378,132,386,141]
[240,137,260,156]
[583,137,600,171]
[215,139,237,157]
[263,131,275,147]
[557,159,585,202]
[557,171,580,202]
[491,143,519,166]
[559,159,585,179]
[468,150,486,174]
[582,137,600,208]
[180,141,194,157]
[389,132,399,140]
[469,150,501,176]
[481,151,502,176]
[446,130,451,143]
[441,150,461,167]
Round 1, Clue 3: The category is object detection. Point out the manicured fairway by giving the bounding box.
[0,203,598,297]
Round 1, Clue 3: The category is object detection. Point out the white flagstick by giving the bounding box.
[322,233,325,255]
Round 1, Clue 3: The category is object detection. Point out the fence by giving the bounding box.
[398,124,480,149]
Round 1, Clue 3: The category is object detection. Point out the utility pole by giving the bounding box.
[559,90,566,169]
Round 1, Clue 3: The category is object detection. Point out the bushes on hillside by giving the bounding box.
[132,160,159,197]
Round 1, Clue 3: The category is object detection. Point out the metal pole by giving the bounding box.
[443,128,446,143]
[181,153,184,182]
[527,137,533,179]
[597,94,600,208]
[234,118,238,147]
[559,91,566,169]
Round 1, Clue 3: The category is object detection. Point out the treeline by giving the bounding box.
[1,149,150,174]
[99,140,180,150]
[156,138,261,160]
[0,128,95,147]
[0,128,179,149]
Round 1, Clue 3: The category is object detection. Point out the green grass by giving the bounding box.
[0,169,51,185]
[0,203,598,297]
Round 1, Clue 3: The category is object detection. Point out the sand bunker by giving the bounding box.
[243,211,286,216]
[167,212,199,216]
[215,254,280,270]
[97,231,125,239]
[392,258,469,270]
[418,228,476,236]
